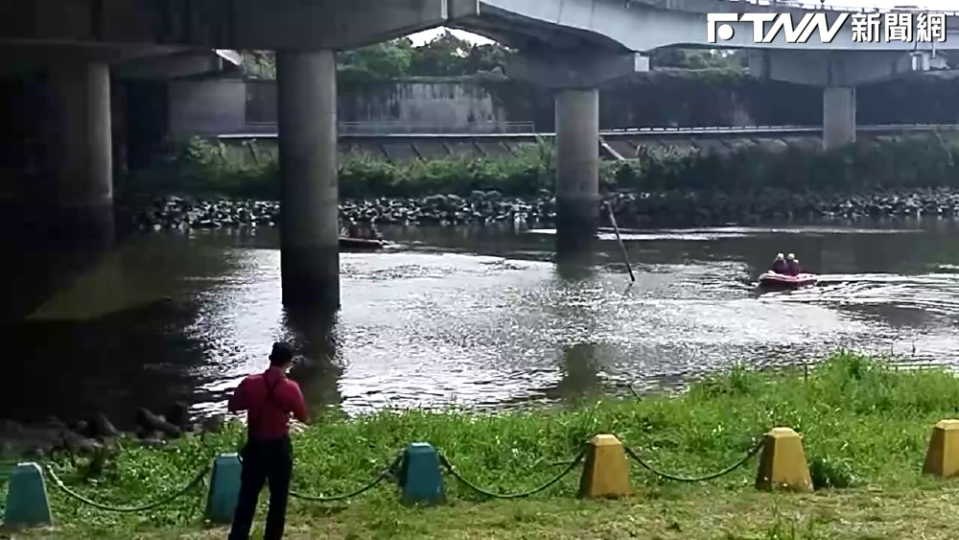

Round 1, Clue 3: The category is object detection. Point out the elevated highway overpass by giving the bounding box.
[3,0,958,310]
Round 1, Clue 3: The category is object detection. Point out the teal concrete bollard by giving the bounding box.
[4,462,52,527]
[205,453,242,524]
[400,442,444,505]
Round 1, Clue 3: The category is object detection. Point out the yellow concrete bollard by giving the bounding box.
[579,434,630,498]
[755,427,813,492]
[923,419,959,478]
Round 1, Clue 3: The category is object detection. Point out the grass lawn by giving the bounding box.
[13,486,959,539]
[6,352,959,539]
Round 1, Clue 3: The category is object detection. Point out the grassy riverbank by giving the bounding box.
[8,352,959,539]
[26,489,959,539]
[124,133,959,201]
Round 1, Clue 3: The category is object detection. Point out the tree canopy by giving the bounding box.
[241,30,959,81]
[649,48,747,71]
[240,31,750,80]
[241,31,514,80]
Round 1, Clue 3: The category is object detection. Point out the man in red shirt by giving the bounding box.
[228,342,308,540]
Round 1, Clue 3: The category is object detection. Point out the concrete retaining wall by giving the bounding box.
[165,71,959,135]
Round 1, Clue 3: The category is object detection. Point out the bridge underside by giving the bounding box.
[0,41,235,212]
[0,42,194,76]
[450,5,627,53]
[0,0,475,312]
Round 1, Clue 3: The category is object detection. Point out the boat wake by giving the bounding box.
[761,272,959,320]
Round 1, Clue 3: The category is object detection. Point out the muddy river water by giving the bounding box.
[3,219,959,424]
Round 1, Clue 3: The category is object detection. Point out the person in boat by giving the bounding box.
[341,217,363,237]
[771,253,788,274]
[785,253,801,276]
[361,220,384,241]
[346,220,362,238]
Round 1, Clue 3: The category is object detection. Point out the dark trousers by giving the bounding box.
[229,436,293,540]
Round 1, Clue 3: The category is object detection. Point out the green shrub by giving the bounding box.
[119,133,959,200]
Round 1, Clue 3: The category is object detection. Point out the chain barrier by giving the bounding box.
[289,452,403,502]
[438,446,587,499]
[45,463,210,513]
[2,432,767,518]
[624,437,766,483]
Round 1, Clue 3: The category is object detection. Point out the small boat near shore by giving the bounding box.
[339,237,391,250]
[758,271,818,288]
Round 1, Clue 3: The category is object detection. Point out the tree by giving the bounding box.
[240,32,513,80]
[337,38,415,79]
[649,47,745,71]
[416,32,515,76]
[241,37,752,80]
[462,43,512,74]
[409,31,469,75]
[241,50,277,79]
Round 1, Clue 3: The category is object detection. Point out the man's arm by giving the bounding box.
[288,382,309,423]
[227,379,248,412]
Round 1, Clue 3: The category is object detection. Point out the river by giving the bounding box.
[3,218,959,426]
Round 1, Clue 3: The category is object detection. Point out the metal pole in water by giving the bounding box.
[605,201,635,282]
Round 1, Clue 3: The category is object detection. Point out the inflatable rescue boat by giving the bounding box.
[757,272,818,288]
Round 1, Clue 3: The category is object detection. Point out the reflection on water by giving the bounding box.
[4,219,959,422]
[544,343,604,403]
[281,308,343,412]
[556,233,598,281]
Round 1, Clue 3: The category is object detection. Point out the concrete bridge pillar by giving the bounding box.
[748,50,928,151]
[275,49,340,310]
[507,52,648,237]
[555,88,601,234]
[45,60,115,240]
[823,86,856,151]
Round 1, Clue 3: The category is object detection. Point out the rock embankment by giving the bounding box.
[0,403,224,460]
[121,187,959,232]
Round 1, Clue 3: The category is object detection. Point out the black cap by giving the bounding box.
[269,342,294,365]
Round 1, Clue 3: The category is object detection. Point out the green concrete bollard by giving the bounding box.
[4,462,52,527]
[399,442,444,505]
[205,453,242,524]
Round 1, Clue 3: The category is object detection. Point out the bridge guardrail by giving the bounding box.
[216,123,959,141]
[338,121,536,134]
[244,121,537,135]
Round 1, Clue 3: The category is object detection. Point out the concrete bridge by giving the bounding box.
[3,0,958,311]
[457,0,959,146]
[218,123,959,162]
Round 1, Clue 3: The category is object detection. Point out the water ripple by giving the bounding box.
[8,223,959,423]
